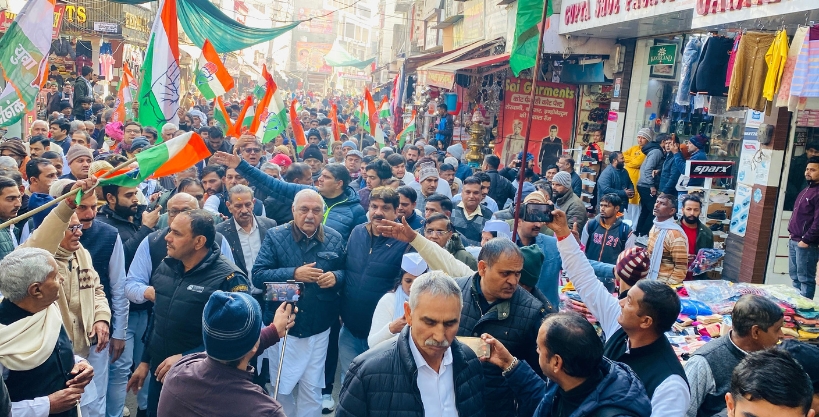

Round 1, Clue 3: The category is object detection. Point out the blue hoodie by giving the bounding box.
[505,358,652,417]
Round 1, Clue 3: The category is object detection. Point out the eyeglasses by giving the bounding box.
[243,148,262,154]
[67,224,83,233]
[124,129,141,134]
[424,229,450,237]
[168,207,192,217]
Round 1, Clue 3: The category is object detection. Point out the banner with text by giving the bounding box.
[495,77,577,173]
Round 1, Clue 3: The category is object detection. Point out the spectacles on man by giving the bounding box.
[243,147,262,154]
[124,129,141,134]
[67,224,83,233]
[168,207,193,217]
[424,229,450,237]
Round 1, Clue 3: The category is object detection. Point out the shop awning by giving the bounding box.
[417,49,508,89]
[417,38,503,72]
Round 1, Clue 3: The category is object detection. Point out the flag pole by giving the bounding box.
[0,157,137,229]
[511,0,550,242]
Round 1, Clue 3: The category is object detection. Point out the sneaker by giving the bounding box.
[322,394,336,414]
[707,210,727,220]
[581,155,595,162]
[580,167,595,174]
[123,407,131,417]
[709,223,723,232]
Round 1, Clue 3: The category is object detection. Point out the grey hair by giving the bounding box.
[227,184,254,202]
[292,189,325,210]
[0,248,56,302]
[0,156,17,171]
[478,238,523,267]
[71,130,89,140]
[261,162,280,172]
[408,271,463,310]
[69,120,84,134]
[161,123,178,134]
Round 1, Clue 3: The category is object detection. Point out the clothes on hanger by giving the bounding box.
[727,31,776,111]
[676,36,704,106]
[100,42,113,55]
[725,32,742,88]
[762,30,789,102]
[776,26,809,111]
[99,54,115,80]
[790,25,819,100]
[690,35,735,96]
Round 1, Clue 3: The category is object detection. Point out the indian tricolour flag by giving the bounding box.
[112,64,137,123]
[256,80,288,144]
[194,39,233,100]
[138,0,181,129]
[396,110,417,149]
[0,0,54,127]
[378,96,391,118]
[100,131,211,187]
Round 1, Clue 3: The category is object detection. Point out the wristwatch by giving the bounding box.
[502,357,520,377]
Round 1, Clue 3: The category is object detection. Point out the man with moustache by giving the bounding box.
[97,185,161,265]
[337,187,410,383]
[597,151,634,211]
[200,165,226,204]
[678,194,713,280]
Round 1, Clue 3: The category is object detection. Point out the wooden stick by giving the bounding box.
[0,157,137,230]
[512,0,551,242]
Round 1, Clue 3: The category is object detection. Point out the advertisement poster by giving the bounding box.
[495,77,577,173]
[737,139,759,186]
[295,42,332,73]
[295,8,333,33]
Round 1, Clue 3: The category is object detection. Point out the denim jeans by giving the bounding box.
[789,240,819,299]
[636,186,657,236]
[111,310,149,415]
[337,325,369,384]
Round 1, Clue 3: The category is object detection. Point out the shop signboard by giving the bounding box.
[686,160,735,178]
[295,42,333,73]
[453,0,485,48]
[692,0,817,29]
[647,44,677,65]
[93,22,120,34]
[559,0,694,34]
[1,4,65,38]
[495,77,578,173]
[295,8,334,33]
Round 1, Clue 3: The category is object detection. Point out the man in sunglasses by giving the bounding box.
[239,135,267,169]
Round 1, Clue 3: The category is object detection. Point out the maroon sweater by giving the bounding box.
[157,326,284,417]
[789,182,819,244]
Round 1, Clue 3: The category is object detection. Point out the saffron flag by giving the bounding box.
[329,104,342,143]
[227,96,252,137]
[255,79,288,144]
[378,96,391,118]
[100,131,211,187]
[289,99,306,151]
[396,110,416,149]
[509,0,552,76]
[193,39,234,100]
[112,64,137,123]
[138,0,182,128]
[363,88,378,135]
[0,0,55,127]
[213,97,233,135]
[250,65,274,134]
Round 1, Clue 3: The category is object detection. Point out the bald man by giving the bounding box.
[122,193,235,415]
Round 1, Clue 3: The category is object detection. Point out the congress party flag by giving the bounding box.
[112,64,137,123]
[0,0,55,127]
[256,79,288,144]
[396,110,416,149]
[378,95,391,119]
[138,0,181,128]
[193,39,234,100]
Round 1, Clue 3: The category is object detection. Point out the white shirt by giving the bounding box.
[451,193,499,212]
[235,217,262,293]
[407,331,458,417]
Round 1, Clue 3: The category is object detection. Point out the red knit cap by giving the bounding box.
[615,247,650,286]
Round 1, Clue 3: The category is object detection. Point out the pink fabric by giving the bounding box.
[725,33,742,88]
[776,26,809,110]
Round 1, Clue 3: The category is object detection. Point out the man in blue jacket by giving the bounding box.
[481,312,652,417]
[211,152,367,243]
[338,187,410,383]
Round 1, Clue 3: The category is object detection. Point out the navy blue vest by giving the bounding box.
[0,299,77,417]
[79,220,119,302]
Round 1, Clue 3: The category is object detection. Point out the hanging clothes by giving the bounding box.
[727,32,776,111]
[762,30,789,103]
[99,54,115,80]
[790,25,819,100]
[776,26,809,111]
[676,36,704,106]
[690,35,734,96]
[99,42,113,55]
[725,32,742,87]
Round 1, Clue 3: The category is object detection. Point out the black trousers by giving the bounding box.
[322,317,341,395]
[636,186,657,236]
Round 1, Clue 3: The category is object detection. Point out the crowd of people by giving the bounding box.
[0,64,818,417]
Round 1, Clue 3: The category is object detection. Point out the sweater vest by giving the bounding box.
[603,328,688,398]
[0,299,77,417]
[79,221,119,302]
[692,334,745,417]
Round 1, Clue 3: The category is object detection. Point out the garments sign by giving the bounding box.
[495,77,577,173]
[648,44,677,65]
[685,160,735,178]
[295,42,332,73]
[1,4,65,38]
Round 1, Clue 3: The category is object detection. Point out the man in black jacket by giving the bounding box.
[253,189,345,417]
[482,155,515,208]
[97,184,161,269]
[337,271,485,417]
[130,209,250,417]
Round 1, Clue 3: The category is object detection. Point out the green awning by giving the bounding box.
[324,41,375,69]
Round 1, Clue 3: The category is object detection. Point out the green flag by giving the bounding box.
[509,0,552,76]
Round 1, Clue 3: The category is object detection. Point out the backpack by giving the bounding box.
[583,217,631,250]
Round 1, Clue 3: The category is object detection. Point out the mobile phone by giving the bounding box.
[522,202,554,223]
[98,75,105,80]
[457,337,490,359]
[264,281,304,303]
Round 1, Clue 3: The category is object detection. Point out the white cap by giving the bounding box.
[483,219,512,240]
[444,156,459,169]
[401,253,428,276]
